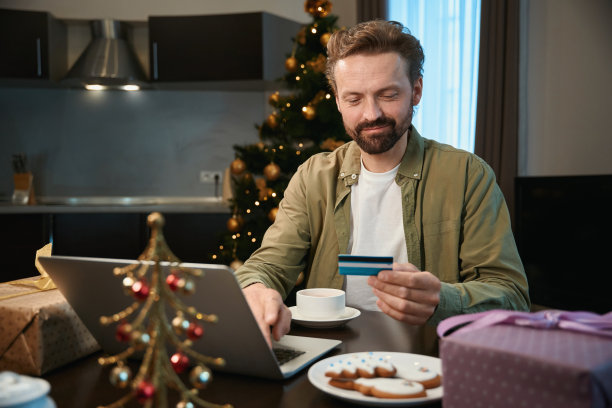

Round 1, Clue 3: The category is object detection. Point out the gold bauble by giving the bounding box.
[302,105,316,120]
[226,215,244,233]
[285,56,298,73]
[306,54,326,73]
[255,177,267,190]
[265,113,279,129]
[320,32,331,47]
[189,365,212,389]
[230,158,246,175]
[263,163,281,181]
[297,27,307,45]
[305,0,332,18]
[110,365,132,388]
[229,259,244,271]
[256,141,266,150]
[268,91,280,106]
[268,207,279,223]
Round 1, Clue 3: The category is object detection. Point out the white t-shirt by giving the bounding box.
[346,159,408,311]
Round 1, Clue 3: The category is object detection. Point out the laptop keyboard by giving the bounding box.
[273,347,305,365]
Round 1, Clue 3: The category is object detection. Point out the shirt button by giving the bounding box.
[351,174,357,179]
[413,173,419,177]
[340,172,345,177]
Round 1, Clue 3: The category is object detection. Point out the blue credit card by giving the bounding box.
[338,255,393,276]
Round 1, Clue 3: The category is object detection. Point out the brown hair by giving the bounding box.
[325,20,424,94]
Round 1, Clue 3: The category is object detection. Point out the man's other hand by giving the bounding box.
[368,262,441,324]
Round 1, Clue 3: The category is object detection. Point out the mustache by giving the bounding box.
[355,116,396,134]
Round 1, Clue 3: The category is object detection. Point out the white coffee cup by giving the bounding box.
[296,288,345,320]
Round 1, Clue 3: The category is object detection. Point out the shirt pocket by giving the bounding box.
[422,219,461,283]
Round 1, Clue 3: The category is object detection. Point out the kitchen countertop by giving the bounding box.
[0,196,230,214]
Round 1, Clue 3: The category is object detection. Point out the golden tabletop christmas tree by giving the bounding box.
[212,1,349,286]
[98,212,232,408]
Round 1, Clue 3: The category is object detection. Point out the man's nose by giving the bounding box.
[362,98,382,122]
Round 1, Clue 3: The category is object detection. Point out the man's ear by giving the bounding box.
[412,77,423,106]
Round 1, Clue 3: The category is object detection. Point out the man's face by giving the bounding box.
[334,52,422,155]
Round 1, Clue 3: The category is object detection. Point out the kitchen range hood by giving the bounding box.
[63,19,147,90]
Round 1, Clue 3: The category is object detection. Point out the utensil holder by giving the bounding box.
[12,172,36,205]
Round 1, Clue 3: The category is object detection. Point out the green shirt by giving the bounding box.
[235,128,530,325]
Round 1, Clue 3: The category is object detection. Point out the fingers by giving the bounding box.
[271,304,292,341]
[367,264,441,325]
[264,294,291,341]
[243,283,291,347]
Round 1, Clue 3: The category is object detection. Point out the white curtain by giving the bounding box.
[388,0,481,152]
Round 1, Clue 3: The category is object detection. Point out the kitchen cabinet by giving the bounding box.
[0,8,67,81]
[51,213,148,260]
[0,211,228,282]
[148,12,300,82]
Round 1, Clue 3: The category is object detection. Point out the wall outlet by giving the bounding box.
[199,170,222,184]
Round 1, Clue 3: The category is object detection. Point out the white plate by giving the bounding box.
[290,306,361,328]
[308,352,442,407]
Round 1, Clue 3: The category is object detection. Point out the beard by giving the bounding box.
[345,103,413,155]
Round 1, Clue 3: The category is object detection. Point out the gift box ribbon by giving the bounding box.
[0,244,56,301]
[437,309,612,339]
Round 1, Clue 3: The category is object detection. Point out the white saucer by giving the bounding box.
[289,306,361,328]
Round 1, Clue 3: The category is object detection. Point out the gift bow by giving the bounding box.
[1,244,56,301]
[437,309,612,339]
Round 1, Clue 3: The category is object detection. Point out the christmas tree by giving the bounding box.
[211,1,349,280]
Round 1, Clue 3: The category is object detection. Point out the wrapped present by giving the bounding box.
[0,277,100,375]
[438,310,612,408]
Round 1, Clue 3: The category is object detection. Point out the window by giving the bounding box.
[388,0,481,152]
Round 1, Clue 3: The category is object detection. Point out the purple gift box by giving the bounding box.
[438,310,612,408]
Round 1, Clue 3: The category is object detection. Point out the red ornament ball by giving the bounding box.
[131,279,150,300]
[115,321,132,342]
[166,273,180,291]
[170,351,190,374]
[135,380,155,403]
[187,322,204,340]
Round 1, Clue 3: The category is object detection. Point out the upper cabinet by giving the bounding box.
[0,9,67,81]
[148,12,301,83]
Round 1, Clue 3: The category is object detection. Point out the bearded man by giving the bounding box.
[234,20,530,347]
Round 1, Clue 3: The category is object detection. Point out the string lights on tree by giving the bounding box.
[212,1,349,276]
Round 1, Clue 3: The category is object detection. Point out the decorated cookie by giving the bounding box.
[329,377,427,399]
[398,363,442,389]
[324,353,396,379]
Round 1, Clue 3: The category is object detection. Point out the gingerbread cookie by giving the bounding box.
[325,353,396,379]
[330,378,427,399]
[399,364,442,389]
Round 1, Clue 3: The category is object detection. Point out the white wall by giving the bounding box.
[519,0,612,176]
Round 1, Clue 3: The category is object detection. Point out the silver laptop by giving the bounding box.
[39,255,341,380]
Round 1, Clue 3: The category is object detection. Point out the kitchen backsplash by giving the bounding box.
[0,87,265,199]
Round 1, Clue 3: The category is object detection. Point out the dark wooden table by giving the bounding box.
[44,311,443,407]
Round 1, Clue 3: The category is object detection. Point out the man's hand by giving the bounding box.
[242,283,292,348]
[367,262,441,324]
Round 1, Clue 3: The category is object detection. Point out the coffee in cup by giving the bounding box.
[296,288,345,319]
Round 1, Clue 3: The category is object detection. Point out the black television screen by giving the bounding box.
[515,175,612,314]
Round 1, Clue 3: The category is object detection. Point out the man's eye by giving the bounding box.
[381,93,398,100]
